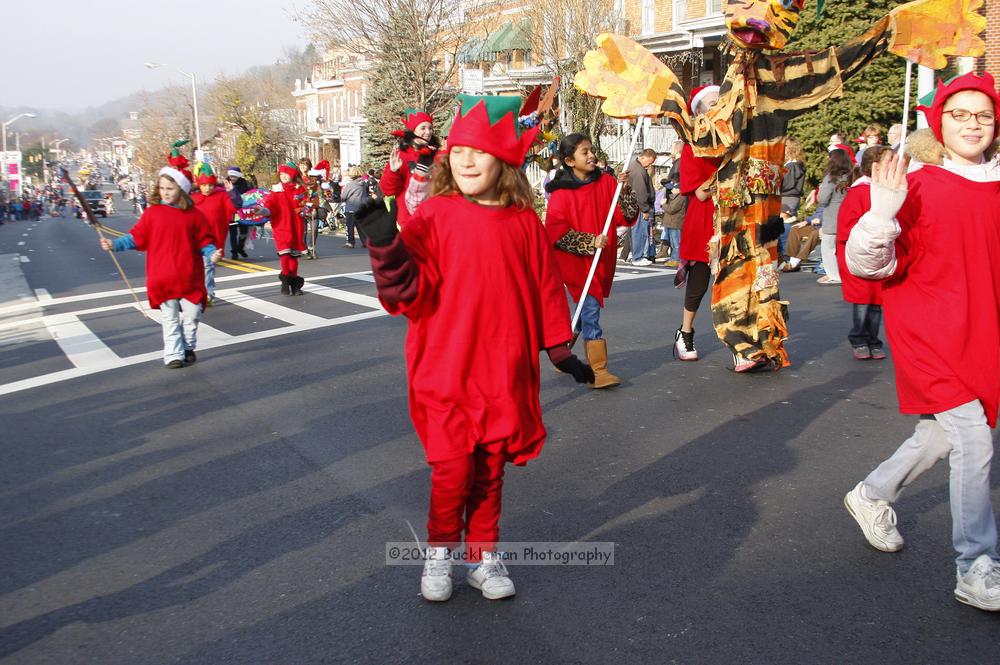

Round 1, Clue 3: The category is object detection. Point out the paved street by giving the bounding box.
[1,192,997,664]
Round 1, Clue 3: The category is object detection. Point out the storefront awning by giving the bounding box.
[483,19,532,56]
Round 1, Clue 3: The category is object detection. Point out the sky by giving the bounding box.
[5,1,307,110]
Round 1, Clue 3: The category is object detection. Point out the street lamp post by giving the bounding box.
[145,63,201,150]
[2,112,37,195]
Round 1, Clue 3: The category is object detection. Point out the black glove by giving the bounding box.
[555,355,595,384]
[355,197,399,247]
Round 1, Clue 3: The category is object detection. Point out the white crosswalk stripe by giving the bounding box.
[0,267,672,396]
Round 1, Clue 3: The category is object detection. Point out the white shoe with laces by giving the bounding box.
[467,551,515,600]
[955,554,1000,611]
[673,328,698,361]
[843,482,904,552]
[420,546,453,602]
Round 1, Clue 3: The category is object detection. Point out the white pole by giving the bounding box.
[898,60,913,155]
[191,72,202,150]
[570,120,642,332]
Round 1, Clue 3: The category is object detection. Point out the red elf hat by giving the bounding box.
[278,161,299,179]
[193,161,217,186]
[446,94,540,166]
[402,108,433,131]
[916,71,1000,143]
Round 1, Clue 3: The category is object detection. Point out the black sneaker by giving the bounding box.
[166,359,184,369]
[184,350,196,364]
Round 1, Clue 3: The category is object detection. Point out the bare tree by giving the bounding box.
[295,0,478,109]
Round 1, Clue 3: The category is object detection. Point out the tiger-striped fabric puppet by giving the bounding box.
[656,0,966,370]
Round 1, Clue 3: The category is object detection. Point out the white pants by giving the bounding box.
[820,233,840,281]
[159,298,201,364]
[864,400,998,572]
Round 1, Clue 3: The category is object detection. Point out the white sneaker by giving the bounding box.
[673,328,698,361]
[466,551,515,600]
[732,353,768,373]
[420,546,453,602]
[631,258,653,267]
[955,554,1000,611]
[843,482,904,552]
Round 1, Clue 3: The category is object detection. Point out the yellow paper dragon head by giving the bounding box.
[725,0,807,51]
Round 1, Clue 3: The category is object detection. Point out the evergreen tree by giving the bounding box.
[786,2,917,183]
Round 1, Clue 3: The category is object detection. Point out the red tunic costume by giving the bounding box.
[881,166,1000,425]
[836,182,882,305]
[264,183,306,255]
[380,194,572,465]
[544,172,634,306]
[678,144,720,263]
[191,187,236,257]
[128,205,213,309]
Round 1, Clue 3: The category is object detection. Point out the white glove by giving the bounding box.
[868,178,907,226]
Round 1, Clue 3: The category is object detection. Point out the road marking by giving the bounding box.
[42,313,121,369]
[300,283,381,309]
[0,309,386,397]
[17,241,25,246]
[144,307,233,345]
[220,290,329,326]
[219,258,272,273]
[34,288,51,302]
[19,256,29,263]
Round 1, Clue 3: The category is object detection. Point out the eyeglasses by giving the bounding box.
[942,109,996,125]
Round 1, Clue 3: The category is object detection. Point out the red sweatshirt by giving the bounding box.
[881,165,1000,424]
[191,187,236,257]
[678,144,720,263]
[263,183,306,254]
[836,181,881,305]
[128,205,213,309]
[545,171,635,306]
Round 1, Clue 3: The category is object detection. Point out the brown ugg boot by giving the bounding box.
[585,339,620,389]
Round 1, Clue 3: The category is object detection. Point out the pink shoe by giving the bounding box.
[852,346,872,360]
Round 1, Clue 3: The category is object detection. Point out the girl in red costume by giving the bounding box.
[544,132,636,389]
[264,161,307,295]
[191,162,237,302]
[843,72,1000,611]
[673,85,722,364]
[836,144,890,361]
[100,162,219,368]
[379,109,439,226]
[357,94,594,602]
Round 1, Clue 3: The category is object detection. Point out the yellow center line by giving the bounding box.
[219,258,273,272]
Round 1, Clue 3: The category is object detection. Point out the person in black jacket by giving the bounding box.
[226,166,251,259]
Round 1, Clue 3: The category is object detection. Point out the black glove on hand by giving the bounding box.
[555,355,596,384]
[355,198,399,247]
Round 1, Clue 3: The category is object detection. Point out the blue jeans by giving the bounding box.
[631,212,651,261]
[864,400,999,573]
[663,228,681,260]
[159,298,201,364]
[203,256,216,299]
[570,295,602,340]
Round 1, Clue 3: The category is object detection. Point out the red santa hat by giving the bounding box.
[307,160,331,179]
[446,94,540,166]
[916,71,1000,143]
[828,142,856,163]
[688,84,721,114]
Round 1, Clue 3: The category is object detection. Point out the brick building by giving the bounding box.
[984,1,999,75]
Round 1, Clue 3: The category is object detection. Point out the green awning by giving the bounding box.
[457,37,485,64]
[483,19,532,55]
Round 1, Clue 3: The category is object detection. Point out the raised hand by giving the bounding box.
[388,147,403,173]
[355,198,399,247]
[869,151,909,223]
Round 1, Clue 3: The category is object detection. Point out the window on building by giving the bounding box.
[642,0,655,35]
[710,0,722,13]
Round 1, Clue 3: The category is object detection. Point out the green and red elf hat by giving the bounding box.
[446,94,541,166]
[193,161,217,186]
[159,139,193,193]
[916,72,1000,142]
[278,160,299,179]
[402,108,433,131]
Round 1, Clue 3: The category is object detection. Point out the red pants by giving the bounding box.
[279,254,298,277]
[427,444,506,562]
